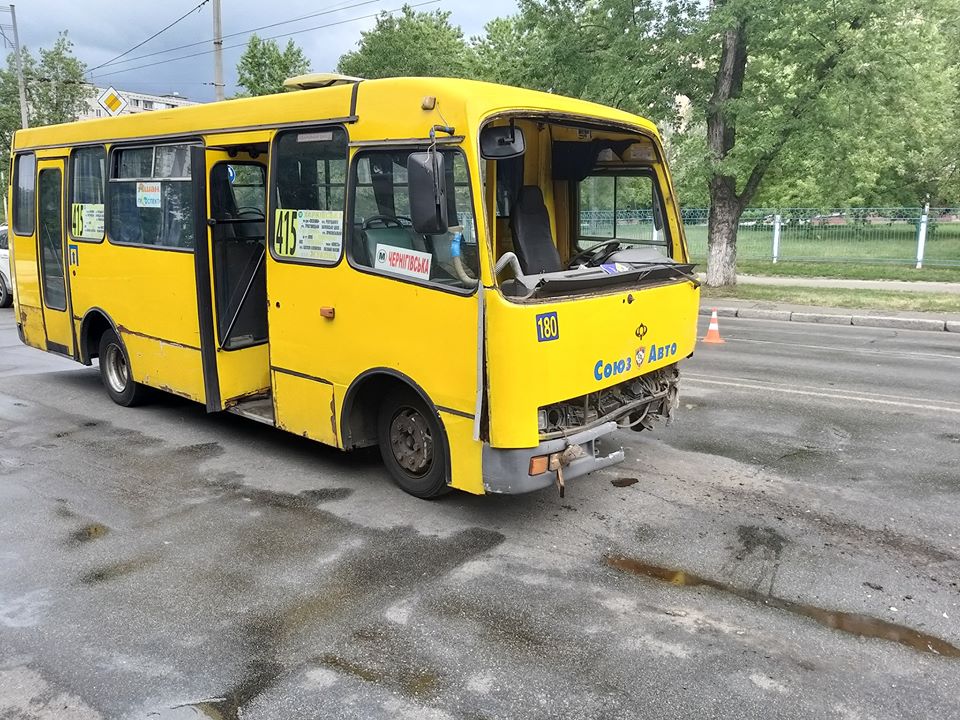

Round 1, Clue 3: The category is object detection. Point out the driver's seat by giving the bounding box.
[363,226,424,267]
[510,186,563,274]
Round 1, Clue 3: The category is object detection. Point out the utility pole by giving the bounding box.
[212,0,224,101]
[6,4,28,128]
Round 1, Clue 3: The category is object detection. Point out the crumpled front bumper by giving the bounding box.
[481,421,625,494]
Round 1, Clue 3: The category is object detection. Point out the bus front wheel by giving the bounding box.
[98,329,148,407]
[377,389,450,499]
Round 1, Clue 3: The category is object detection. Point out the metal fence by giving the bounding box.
[581,207,960,267]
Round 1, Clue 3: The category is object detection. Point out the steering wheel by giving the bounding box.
[568,239,621,268]
[236,206,265,217]
[363,214,413,229]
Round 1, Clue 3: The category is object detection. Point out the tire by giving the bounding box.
[98,329,149,407]
[377,388,450,499]
[0,275,11,308]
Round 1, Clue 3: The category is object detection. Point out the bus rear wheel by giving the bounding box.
[98,329,148,407]
[377,389,450,499]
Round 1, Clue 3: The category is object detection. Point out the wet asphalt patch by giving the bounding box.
[606,555,960,658]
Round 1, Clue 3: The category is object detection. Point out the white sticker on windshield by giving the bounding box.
[296,209,342,260]
[374,243,432,281]
[136,182,161,208]
[274,209,342,261]
[71,203,105,239]
[297,131,334,143]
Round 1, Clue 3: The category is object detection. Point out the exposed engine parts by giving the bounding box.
[538,364,681,439]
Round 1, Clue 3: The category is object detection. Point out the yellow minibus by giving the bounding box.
[8,74,699,498]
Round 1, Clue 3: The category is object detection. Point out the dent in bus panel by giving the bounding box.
[121,331,206,402]
[273,371,338,447]
[18,305,47,350]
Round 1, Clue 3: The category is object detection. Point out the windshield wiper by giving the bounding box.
[598,259,701,289]
[529,261,700,298]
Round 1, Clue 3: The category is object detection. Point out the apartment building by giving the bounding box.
[79,86,199,120]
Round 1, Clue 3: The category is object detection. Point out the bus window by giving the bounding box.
[272,127,348,264]
[108,143,195,249]
[230,164,266,215]
[350,149,479,291]
[577,173,670,257]
[70,146,106,242]
[38,169,67,311]
[13,153,36,236]
[210,162,267,349]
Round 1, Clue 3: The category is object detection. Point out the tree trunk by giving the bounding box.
[704,14,748,287]
[699,6,855,286]
[705,188,741,286]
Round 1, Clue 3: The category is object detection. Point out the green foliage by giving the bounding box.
[470,16,548,89]
[337,6,473,79]
[236,34,310,96]
[701,284,960,313]
[333,0,960,213]
[742,2,960,208]
[733,260,960,283]
[501,1,957,207]
[0,32,91,171]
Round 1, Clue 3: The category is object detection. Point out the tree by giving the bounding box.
[236,35,310,96]
[337,6,473,79]
[0,32,91,172]
[333,1,958,283]
[470,17,544,88]
[487,0,957,285]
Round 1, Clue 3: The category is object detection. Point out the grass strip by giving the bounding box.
[701,284,960,313]
[687,259,960,283]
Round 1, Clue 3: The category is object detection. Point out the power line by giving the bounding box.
[90,0,439,81]
[89,0,211,72]
[90,0,380,71]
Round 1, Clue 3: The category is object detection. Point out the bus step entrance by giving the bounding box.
[226,395,276,426]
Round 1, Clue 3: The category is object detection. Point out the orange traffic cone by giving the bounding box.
[702,308,725,344]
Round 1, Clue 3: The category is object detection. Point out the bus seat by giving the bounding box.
[110,190,144,245]
[235,211,265,240]
[363,227,416,267]
[510,186,562,274]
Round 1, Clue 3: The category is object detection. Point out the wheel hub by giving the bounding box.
[104,344,129,394]
[389,408,433,476]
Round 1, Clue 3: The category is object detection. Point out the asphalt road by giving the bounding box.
[1,307,958,720]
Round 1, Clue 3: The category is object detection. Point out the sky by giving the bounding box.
[10,0,520,102]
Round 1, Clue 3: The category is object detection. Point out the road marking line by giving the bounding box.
[684,377,960,414]
[703,315,953,336]
[720,337,959,361]
[684,372,960,409]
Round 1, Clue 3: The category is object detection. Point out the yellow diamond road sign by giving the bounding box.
[97,86,128,116]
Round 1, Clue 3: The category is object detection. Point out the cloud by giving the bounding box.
[14,0,519,101]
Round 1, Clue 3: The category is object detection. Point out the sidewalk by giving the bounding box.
[736,274,960,294]
[699,298,960,332]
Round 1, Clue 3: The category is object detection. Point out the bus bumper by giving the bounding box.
[481,421,625,494]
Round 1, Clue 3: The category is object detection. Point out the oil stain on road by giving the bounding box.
[606,555,960,658]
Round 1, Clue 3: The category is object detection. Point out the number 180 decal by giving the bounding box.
[536,312,560,342]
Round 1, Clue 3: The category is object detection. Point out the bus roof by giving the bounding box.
[12,77,660,151]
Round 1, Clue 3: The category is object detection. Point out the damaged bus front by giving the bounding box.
[476,112,700,494]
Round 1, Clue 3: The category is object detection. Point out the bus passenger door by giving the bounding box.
[35,158,75,357]
[194,147,271,413]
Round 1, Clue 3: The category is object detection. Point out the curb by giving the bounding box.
[699,306,957,333]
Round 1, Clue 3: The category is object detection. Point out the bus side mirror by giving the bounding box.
[480,125,525,159]
[407,151,449,235]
